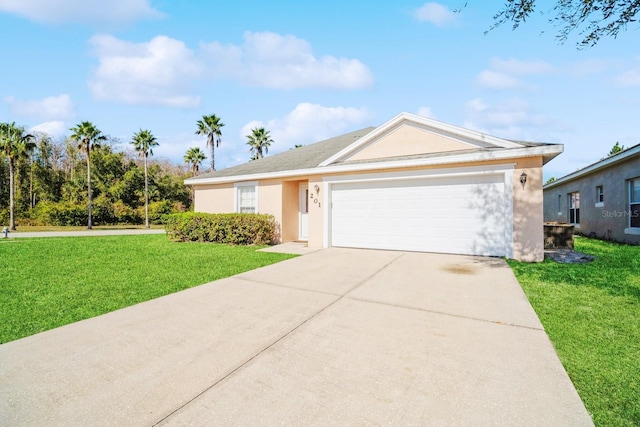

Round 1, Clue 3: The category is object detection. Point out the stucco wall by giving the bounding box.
[281,181,300,242]
[258,179,283,240]
[513,157,544,262]
[543,156,640,245]
[193,183,234,213]
[348,124,472,162]
[308,176,324,248]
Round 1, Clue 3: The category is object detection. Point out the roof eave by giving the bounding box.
[544,143,640,190]
[185,144,563,186]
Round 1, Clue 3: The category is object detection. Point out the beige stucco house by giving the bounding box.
[185,113,563,262]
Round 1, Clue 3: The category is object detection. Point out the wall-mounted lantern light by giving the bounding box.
[314,184,320,194]
[520,172,528,189]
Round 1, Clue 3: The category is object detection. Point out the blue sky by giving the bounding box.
[1,1,638,179]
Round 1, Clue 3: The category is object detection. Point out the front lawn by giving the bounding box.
[508,237,640,427]
[0,235,296,344]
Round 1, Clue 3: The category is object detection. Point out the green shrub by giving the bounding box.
[0,209,9,226]
[33,201,87,226]
[147,200,176,224]
[93,195,117,225]
[164,212,279,245]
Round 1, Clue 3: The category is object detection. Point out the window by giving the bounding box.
[568,192,580,225]
[235,183,257,213]
[596,185,604,206]
[630,179,640,228]
[557,194,562,215]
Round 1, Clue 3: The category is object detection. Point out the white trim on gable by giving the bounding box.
[185,144,562,186]
[319,112,524,167]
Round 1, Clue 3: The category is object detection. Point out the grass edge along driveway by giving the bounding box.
[508,237,640,427]
[0,234,296,344]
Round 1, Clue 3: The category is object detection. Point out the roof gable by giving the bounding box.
[321,112,523,166]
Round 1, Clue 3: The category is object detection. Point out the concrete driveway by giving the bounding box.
[0,248,593,426]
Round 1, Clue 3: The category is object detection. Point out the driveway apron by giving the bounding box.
[0,248,593,426]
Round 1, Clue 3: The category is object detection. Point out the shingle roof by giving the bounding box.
[190,127,375,181]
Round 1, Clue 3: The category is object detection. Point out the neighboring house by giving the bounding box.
[185,113,563,262]
[543,143,640,245]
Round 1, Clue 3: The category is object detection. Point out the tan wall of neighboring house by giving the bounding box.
[347,124,473,162]
[193,183,234,212]
[512,157,544,262]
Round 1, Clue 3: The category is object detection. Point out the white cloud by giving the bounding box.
[0,0,163,25]
[489,58,553,75]
[237,103,373,156]
[615,58,640,86]
[463,98,553,140]
[414,3,458,27]
[476,70,523,90]
[29,121,68,137]
[149,132,206,164]
[203,31,374,89]
[476,57,553,90]
[5,94,74,120]
[88,34,203,108]
[416,106,435,118]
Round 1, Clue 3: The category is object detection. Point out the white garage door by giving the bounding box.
[330,174,508,256]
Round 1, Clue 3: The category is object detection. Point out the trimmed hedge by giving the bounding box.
[164,212,279,245]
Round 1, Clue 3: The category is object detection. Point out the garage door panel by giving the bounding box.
[330,174,507,256]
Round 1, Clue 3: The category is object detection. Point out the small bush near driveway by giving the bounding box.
[165,212,279,245]
[508,237,639,427]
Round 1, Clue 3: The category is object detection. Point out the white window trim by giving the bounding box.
[595,185,604,207]
[234,181,258,213]
[629,178,640,229]
[568,192,580,225]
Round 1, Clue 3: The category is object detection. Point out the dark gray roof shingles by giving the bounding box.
[188,127,554,181]
[190,127,375,180]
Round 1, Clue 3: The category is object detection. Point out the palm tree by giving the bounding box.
[131,129,159,228]
[195,114,224,171]
[0,122,35,230]
[184,147,206,175]
[69,121,106,229]
[246,127,274,160]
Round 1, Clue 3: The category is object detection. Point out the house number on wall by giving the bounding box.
[309,193,321,207]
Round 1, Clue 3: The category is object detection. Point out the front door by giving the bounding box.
[299,183,309,240]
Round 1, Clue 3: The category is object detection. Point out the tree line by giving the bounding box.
[0,122,190,230]
[1,114,277,229]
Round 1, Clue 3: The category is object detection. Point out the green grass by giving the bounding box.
[11,224,165,232]
[0,235,296,344]
[508,237,640,427]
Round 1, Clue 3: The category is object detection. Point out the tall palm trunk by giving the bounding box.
[209,134,215,171]
[8,157,16,231]
[86,141,93,229]
[144,154,149,228]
